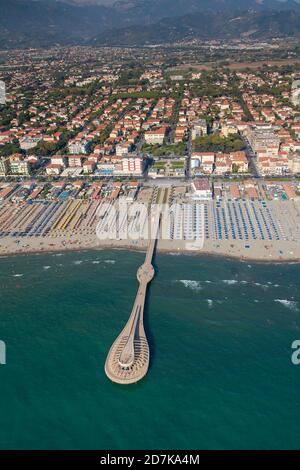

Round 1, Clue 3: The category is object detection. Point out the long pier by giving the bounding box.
[104,204,162,385]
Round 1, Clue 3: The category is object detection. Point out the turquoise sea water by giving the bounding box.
[0,250,300,450]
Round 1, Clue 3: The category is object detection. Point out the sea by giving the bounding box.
[0,249,300,450]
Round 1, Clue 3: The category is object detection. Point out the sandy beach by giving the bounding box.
[0,195,299,263]
[1,232,300,263]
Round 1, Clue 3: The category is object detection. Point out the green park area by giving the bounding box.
[193,133,245,153]
[142,141,186,157]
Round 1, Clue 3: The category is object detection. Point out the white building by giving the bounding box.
[46,164,63,176]
[191,119,207,140]
[116,142,131,157]
[9,155,31,176]
[67,155,84,168]
[144,128,166,145]
[0,80,5,104]
[288,156,300,174]
[0,157,10,176]
[246,125,280,158]
[68,140,88,154]
[121,156,144,176]
[292,79,300,106]
[51,155,67,167]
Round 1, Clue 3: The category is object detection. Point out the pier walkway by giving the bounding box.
[104,194,163,384]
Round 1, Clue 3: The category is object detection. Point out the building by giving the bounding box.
[51,155,67,167]
[230,151,248,173]
[116,142,131,157]
[0,186,15,200]
[289,156,300,174]
[121,156,144,176]
[9,154,31,176]
[282,183,297,200]
[68,140,88,154]
[0,158,10,176]
[97,162,115,176]
[246,125,280,159]
[170,75,184,81]
[191,152,215,175]
[0,80,5,104]
[28,187,43,200]
[144,128,166,145]
[46,163,63,176]
[67,155,84,168]
[83,159,96,174]
[191,119,207,140]
[214,161,230,175]
[221,122,238,137]
[230,184,241,200]
[191,178,212,200]
[292,79,300,106]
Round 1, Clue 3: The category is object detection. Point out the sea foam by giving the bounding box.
[222,279,238,285]
[274,299,299,312]
[179,280,202,292]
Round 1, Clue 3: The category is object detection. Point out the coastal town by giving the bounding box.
[1,44,300,261]
[3,0,300,454]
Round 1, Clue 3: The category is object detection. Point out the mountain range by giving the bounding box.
[92,9,300,46]
[1,0,300,48]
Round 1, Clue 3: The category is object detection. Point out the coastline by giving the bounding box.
[1,235,300,264]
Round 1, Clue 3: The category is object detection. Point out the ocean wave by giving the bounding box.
[104,260,116,264]
[222,280,238,285]
[178,280,202,292]
[73,260,83,265]
[207,299,213,308]
[254,283,269,289]
[274,299,299,312]
[92,261,101,264]
[43,266,51,270]
[13,274,23,278]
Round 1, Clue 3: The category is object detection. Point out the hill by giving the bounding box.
[1,0,300,48]
[0,0,119,48]
[91,9,300,46]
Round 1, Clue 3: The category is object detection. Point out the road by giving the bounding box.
[242,135,261,179]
